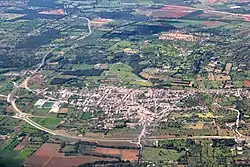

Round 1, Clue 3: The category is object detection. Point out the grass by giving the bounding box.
[67,31,85,36]
[0,140,13,150]
[0,150,24,166]
[176,111,216,119]
[31,117,63,130]
[31,108,49,116]
[143,148,182,161]
[32,136,44,142]
[233,81,243,88]
[81,112,93,120]
[211,81,219,89]
[61,145,75,152]
[109,40,134,52]
[21,123,40,133]
[72,64,93,70]
[0,150,20,157]
[166,19,203,27]
[2,118,22,127]
[0,116,8,125]
[15,147,36,160]
[4,138,19,151]
[42,101,55,108]
[109,63,152,87]
[107,127,141,137]
[197,112,215,118]
[129,80,152,87]
[110,63,133,72]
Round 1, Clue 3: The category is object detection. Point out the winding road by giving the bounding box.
[5,16,249,145]
[212,103,244,139]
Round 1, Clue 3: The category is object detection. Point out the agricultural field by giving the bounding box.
[0,0,250,166]
[143,147,183,161]
[24,143,119,167]
[31,117,63,130]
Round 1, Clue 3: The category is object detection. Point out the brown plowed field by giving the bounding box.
[95,147,121,155]
[203,21,221,27]
[121,150,139,161]
[13,136,29,151]
[24,143,118,167]
[44,156,116,167]
[160,5,195,18]
[245,16,250,21]
[34,143,64,157]
[24,155,50,167]
[98,141,138,148]
[244,80,250,87]
[25,155,117,167]
[39,9,64,15]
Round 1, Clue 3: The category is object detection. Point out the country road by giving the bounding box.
[137,123,147,148]
[6,17,114,142]
[5,15,249,145]
[213,102,244,137]
[5,16,152,143]
[23,17,92,92]
[167,4,250,18]
[0,94,7,98]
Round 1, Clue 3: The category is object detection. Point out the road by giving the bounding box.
[0,94,7,98]
[6,15,249,145]
[213,103,244,138]
[149,135,235,141]
[137,123,147,148]
[22,48,54,92]
[5,17,138,143]
[166,4,250,18]
[23,17,92,92]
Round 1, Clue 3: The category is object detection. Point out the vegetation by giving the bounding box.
[143,147,182,161]
[0,0,250,166]
[31,117,63,130]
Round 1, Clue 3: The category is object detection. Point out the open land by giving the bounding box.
[0,0,250,166]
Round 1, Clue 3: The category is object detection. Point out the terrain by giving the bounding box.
[0,0,250,166]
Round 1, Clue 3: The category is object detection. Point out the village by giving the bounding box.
[29,85,249,137]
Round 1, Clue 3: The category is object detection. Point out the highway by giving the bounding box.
[22,49,54,92]
[5,17,138,143]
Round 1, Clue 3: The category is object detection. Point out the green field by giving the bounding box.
[0,150,24,166]
[81,112,93,120]
[166,19,203,27]
[42,101,55,108]
[143,147,183,161]
[109,40,134,52]
[15,147,37,160]
[4,138,19,151]
[21,123,41,134]
[31,117,63,130]
[72,64,93,70]
[109,63,152,86]
[30,107,49,116]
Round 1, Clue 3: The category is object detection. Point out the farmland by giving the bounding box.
[30,117,63,130]
[24,143,119,167]
[94,147,121,155]
[142,147,182,161]
[0,0,250,166]
[121,149,139,161]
